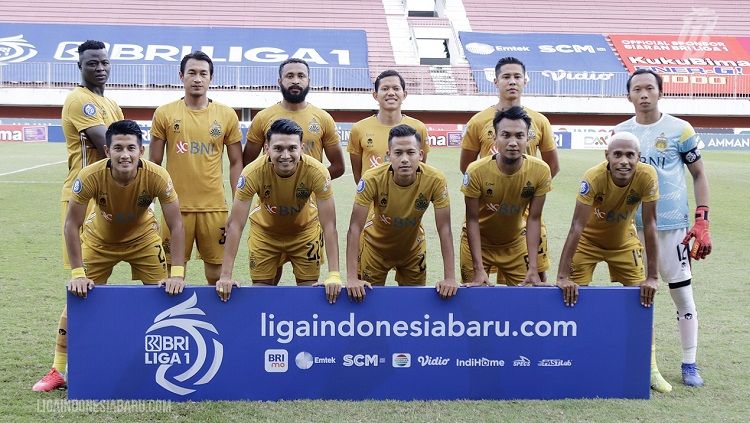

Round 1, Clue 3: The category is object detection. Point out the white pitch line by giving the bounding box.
[0,180,59,184]
[0,160,66,177]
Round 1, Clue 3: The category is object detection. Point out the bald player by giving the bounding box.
[556,132,670,393]
[242,58,345,180]
[34,120,185,391]
[348,69,430,183]
[459,57,559,282]
[216,119,342,304]
[346,124,457,302]
[461,106,552,286]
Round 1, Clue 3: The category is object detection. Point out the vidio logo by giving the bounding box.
[145,293,223,395]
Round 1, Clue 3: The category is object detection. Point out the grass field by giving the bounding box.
[0,143,748,421]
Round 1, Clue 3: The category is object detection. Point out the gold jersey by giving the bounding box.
[577,161,659,250]
[462,155,552,247]
[150,99,242,211]
[61,86,124,201]
[71,159,177,246]
[354,162,450,258]
[347,115,430,170]
[236,155,333,235]
[246,102,340,161]
[461,106,555,158]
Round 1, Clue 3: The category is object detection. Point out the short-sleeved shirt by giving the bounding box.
[150,99,242,211]
[236,155,333,235]
[462,155,551,247]
[246,103,340,161]
[615,113,698,230]
[577,161,659,250]
[347,115,430,170]
[461,106,555,159]
[354,162,450,258]
[71,159,177,246]
[61,86,124,201]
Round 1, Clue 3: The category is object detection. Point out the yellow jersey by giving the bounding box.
[150,99,242,211]
[246,102,339,161]
[60,86,124,201]
[462,155,551,247]
[347,115,430,170]
[354,162,450,258]
[236,155,333,235]
[577,161,659,250]
[461,106,555,158]
[71,159,177,246]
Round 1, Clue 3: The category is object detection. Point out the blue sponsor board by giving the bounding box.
[699,133,750,150]
[69,286,651,401]
[458,32,626,96]
[0,23,369,89]
[554,131,572,149]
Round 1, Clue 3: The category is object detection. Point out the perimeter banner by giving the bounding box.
[68,286,652,401]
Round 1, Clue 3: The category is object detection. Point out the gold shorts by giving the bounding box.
[248,224,323,282]
[81,231,167,284]
[570,239,644,286]
[161,211,228,265]
[493,220,550,279]
[358,236,426,286]
[459,229,528,285]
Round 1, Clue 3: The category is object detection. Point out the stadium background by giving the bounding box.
[0,0,749,419]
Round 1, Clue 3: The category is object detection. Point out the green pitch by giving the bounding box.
[0,143,747,421]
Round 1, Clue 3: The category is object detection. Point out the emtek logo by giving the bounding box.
[265,349,288,373]
[343,354,384,367]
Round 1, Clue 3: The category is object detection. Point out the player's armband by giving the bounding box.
[680,147,701,164]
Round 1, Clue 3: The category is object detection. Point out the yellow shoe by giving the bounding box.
[650,369,673,393]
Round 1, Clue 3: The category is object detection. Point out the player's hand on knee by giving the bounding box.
[159,277,185,296]
[639,277,659,307]
[463,269,491,287]
[346,278,371,303]
[215,278,240,302]
[67,277,95,298]
[556,277,578,307]
[313,271,343,304]
[435,278,459,299]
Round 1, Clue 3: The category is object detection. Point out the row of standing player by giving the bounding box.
[33,42,711,394]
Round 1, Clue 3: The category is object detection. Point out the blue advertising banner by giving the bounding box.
[698,133,750,150]
[68,286,652,401]
[458,32,626,96]
[554,131,572,149]
[0,23,370,89]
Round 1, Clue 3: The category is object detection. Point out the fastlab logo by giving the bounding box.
[0,35,38,63]
[145,293,223,395]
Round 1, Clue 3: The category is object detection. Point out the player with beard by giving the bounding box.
[461,107,552,286]
[242,58,345,180]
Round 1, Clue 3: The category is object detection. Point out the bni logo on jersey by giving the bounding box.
[144,293,224,395]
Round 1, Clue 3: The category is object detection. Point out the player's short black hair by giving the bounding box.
[266,118,303,143]
[387,124,421,148]
[626,69,663,93]
[493,106,531,133]
[180,51,214,77]
[106,120,143,147]
[374,69,406,91]
[494,57,526,76]
[77,40,106,61]
[278,58,310,78]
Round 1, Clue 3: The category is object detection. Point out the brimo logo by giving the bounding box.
[145,293,223,395]
[0,35,38,63]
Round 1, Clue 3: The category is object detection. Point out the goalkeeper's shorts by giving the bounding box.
[637,228,692,284]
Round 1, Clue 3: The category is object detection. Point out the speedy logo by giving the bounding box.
[0,35,38,63]
[145,293,223,395]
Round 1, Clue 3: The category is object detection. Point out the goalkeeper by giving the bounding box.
[615,69,712,389]
[215,119,342,304]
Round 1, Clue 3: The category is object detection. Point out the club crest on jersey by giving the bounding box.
[528,127,537,141]
[579,180,590,195]
[415,193,429,211]
[82,103,97,117]
[520,181,535,199]
[137,190,153,208]
[308,119,321,134]
[72,178,83,194]
[97,195,107,208]
[236,175,245,189]
[655,133,668,152]
[378,193,388,208]
[626,190,641,205]
[366,137,373,146]
[172,120,181,134]
[263,185,272,199]
[296,183,311,200]
[209,120,222,137]
[356,179,366,193]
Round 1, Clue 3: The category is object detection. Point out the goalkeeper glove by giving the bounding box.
[682,206,711,260]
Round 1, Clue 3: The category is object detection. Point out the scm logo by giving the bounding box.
[343,354,384,367]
